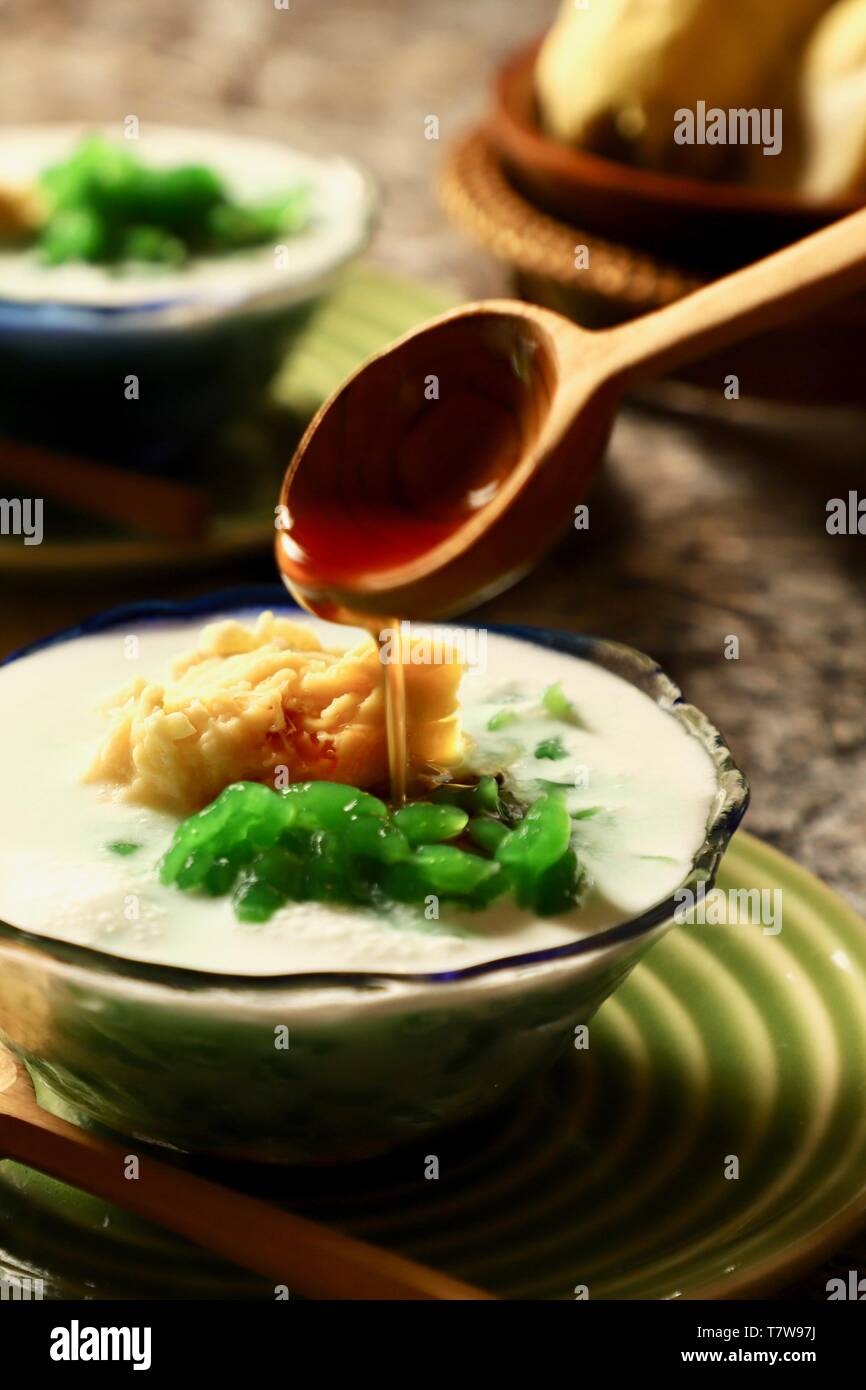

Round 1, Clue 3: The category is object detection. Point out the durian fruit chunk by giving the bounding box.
[87,612,464,814]
[535,0,833,178]
[0,182,45,241]
[800,0,866,199]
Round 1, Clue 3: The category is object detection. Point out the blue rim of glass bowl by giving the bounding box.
[0,586,750,990]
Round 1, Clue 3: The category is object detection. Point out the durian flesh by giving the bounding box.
[535,0,834,180]
[800,0,866,198]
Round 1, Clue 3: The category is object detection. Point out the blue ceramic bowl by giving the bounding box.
[0,126,376,471]
[0,589,749,1163]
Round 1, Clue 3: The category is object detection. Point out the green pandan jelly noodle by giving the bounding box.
[160,779,582,922]
[35,135,309,266]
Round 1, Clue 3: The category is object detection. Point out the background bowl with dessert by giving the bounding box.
[0,123,375,472]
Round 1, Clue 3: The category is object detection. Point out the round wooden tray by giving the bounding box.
[441,129,866,406]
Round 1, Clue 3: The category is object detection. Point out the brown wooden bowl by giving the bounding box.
[490,38,861,273]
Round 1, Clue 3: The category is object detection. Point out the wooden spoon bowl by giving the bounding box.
[276,302,591,619]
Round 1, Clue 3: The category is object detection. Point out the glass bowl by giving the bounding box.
[0,589,749,1164]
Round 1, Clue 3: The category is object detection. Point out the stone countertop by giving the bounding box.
[0,0,864,1302]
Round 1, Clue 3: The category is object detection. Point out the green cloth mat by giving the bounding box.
[273,261,460,419]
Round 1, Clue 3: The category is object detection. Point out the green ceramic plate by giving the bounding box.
[339,831,866,1300]
[2,830,865,1299]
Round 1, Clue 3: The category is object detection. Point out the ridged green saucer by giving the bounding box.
[2,830,865,1299]
[380,831,866,1298]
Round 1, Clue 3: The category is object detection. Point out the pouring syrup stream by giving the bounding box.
[380,627,408,805]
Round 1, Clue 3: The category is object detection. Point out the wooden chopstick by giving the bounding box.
[0,1101,492,1301]
[0,437,211,542]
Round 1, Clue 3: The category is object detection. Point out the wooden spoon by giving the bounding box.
[0,1044,490,1300]
[276,205,866,620]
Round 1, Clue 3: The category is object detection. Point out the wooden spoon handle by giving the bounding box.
[0,1108,490,1300]
[602,204,866,386]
